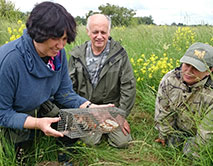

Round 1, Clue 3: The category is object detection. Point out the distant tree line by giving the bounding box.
[1,0,211,27]
[0,0,28,21]
[75,3,154,27]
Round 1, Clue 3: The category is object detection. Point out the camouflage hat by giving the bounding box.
[180,42,213,72]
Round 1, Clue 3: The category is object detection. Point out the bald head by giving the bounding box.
[86,14,111,54]
[86,14,111,32]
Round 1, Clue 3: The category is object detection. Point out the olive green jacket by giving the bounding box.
[155,67,213,145]
[68,38,136,117]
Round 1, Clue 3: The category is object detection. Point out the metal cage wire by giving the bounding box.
[57,107,126,139]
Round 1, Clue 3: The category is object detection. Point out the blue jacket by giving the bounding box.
[0,30,87,129]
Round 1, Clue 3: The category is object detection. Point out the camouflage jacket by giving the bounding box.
[155,67,213,145]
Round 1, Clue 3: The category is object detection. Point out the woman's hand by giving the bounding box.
[24,116,64,137]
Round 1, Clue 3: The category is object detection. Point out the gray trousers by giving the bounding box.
[81,127,132,148]
[1,127,36,144]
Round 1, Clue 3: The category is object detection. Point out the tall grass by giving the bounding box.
[0,21,213,165]
[0,19,11,45]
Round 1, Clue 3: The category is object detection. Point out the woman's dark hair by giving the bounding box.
[26,1,76,44]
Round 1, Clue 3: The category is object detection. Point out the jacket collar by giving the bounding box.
[16,29,60,78]
[70,37,123,65]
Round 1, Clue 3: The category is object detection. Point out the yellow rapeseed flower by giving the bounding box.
[142,69,146,74]
[8,27,12,34]
[141,54,145,58]
[17,20,22,24]
[16,35,21,39]
[143,63,148,67]
[21,24,25,29]
[150,56,155,62]
[137,58,143,63]
[161,70,166,74]
[137,77,141,82]
[18,27,23,33]
[10,35,16,41]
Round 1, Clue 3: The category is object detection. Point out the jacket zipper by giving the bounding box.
[75,57,91,83]
[97,47,124,75]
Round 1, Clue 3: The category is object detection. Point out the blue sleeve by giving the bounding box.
[54,50,87,108]
[0,51,28,129]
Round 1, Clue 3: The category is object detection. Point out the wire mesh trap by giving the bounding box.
[57,107,126,139]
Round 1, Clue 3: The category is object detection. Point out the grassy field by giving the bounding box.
[0,20,213,165]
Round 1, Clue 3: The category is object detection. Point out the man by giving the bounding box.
[155,42,213,156]
[68,14,136,148]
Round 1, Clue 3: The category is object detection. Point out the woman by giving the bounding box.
[0,1,112,157]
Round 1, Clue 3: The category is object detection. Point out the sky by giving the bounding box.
[10,0,213,25]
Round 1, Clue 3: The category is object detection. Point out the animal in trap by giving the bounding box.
[57,107,126,139]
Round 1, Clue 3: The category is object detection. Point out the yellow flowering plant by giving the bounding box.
[131,52,180,91]
[172,27,196,51]
[5,20,25,43]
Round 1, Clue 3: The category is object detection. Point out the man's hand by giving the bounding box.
[122,119,130,135]
[80,101,115,108]
[155,138,165,146]
[89,103,115,108]
[116,114,130,135]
